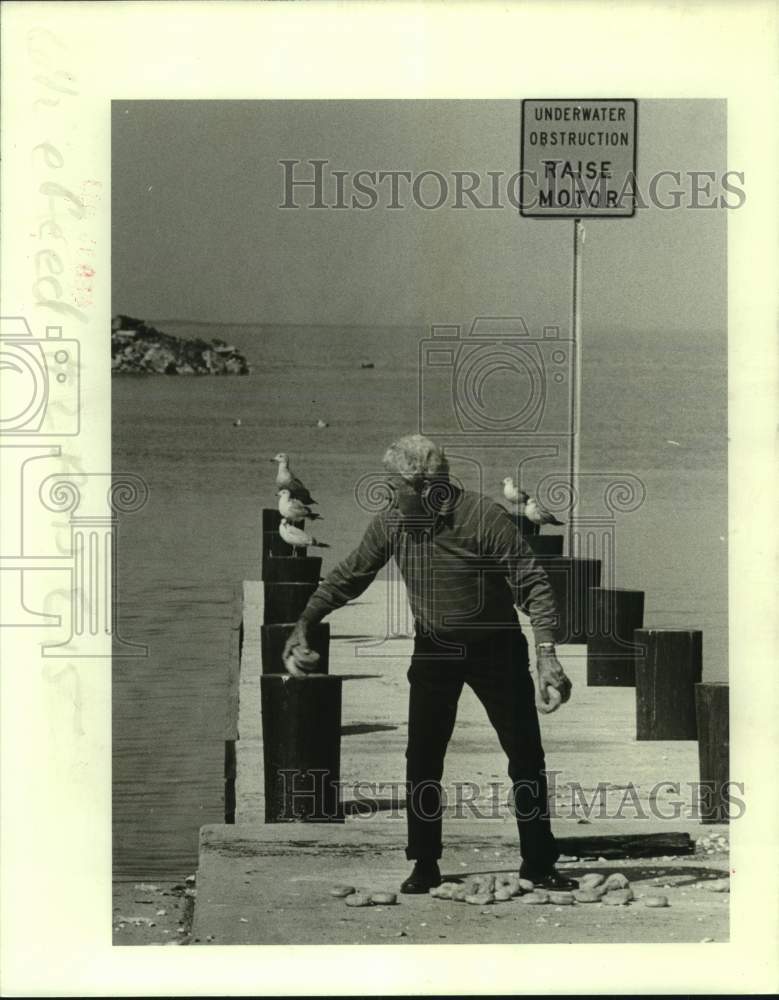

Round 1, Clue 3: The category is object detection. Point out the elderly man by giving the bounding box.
[283,433,575,894]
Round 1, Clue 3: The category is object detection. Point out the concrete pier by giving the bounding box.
[197,576,730,946]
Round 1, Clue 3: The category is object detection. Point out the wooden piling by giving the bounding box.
[695,682,730,823]
[263,582,318,624]
[262,508,283,533]
[261,622,330,675]
[586,587,645,686]
[263,555,322,584]
[536,556,602,643]
[260,675,344,823]
[224,583,243,823]
[635,628,702,739]
[524,534,564,557]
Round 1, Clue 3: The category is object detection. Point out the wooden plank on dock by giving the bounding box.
[224,581,243,741]
[556,831,694,859]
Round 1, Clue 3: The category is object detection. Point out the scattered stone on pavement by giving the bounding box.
[602,888,633,906]
[330,885,356,898]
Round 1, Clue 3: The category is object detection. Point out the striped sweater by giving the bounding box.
[298,488,559,645]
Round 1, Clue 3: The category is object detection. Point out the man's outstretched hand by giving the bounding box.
[282,621,321,677]
[536,648,573,714]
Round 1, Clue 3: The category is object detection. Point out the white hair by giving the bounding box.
[382,434,449,486]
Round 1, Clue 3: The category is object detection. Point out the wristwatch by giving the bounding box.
[536,642,556,653]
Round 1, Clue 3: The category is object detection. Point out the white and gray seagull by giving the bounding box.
[502,476,523,504]
[279,518,330,553]
[277,488,322,522]
[271,453,318,506]
[524,494,565,527]
[502,477,565,528]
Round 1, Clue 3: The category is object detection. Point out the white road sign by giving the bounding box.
[520,99,638,217]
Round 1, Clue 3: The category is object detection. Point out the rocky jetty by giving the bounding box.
[111,315,250,375]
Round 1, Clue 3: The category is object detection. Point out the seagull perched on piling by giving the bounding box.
[279,518,330,553]
[502,477,523,504]
[271,453,318,505]
[524,495,565,527]
[502,477,565,530]
[277,488,322,522]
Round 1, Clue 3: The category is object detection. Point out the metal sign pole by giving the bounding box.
[568,217,584,558]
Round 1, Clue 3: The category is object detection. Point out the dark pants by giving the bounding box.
[405,625,559,872]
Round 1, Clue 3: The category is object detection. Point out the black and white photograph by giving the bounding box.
[110,97,734,948]
[1,2,777,996]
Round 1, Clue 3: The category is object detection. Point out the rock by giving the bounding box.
[519,891,549,905]
[494,887,514,902]
[370,892,397,905]
[579,873,606,890]
[185,875,196,885]
[359,359,375,369]
[704,879,730,893]
[111,315,250,376]
[344,893,372,907]
[330,885,356,898]
[603,873,630,891]
[467,874,495,894]
[450,885,470,902]
[517,878,536,893]
[465,893,494,905]
[548,891,574,905]
[505,876,522,896]
[643,895,669,908]
[573,890,603,903]
[316,419,329,428]
[602,888,633,905]
[430,883,455,899]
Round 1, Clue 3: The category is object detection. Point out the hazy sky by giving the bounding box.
[112,99,726,337]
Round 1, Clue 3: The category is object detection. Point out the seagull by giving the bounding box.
[524,495,565,527]
[271,453,318,505]
[277,488,322,522]
[279,518,330,552]
[502,477,522,504]
[502,478,538,535]
[502,477,565,530]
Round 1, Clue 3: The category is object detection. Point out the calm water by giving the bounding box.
[112,322,727,877]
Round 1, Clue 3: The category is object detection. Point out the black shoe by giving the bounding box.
[400,860,441,894]
[519,866,579,891]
